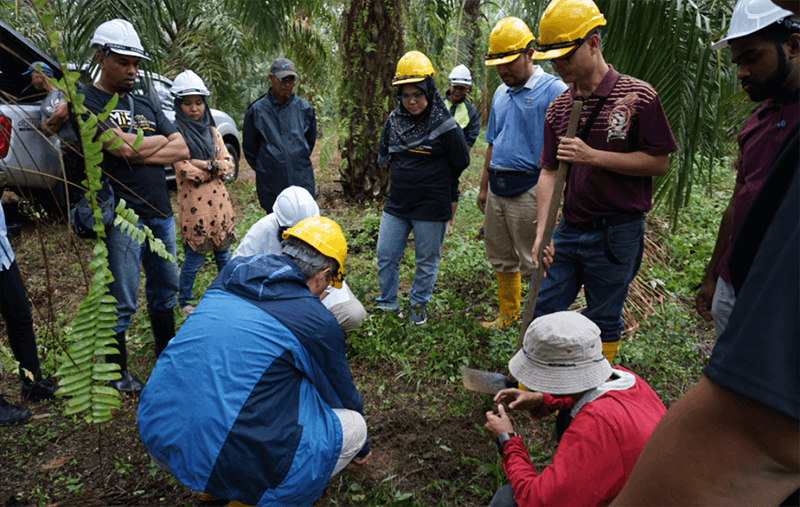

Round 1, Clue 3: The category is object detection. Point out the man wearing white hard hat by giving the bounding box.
[613,2,800,505]
[444,64,480,149]
[484,311,665,507]
[234,186,366,331]
[442,64,481,234]
[75,19,189,394]
[695,0,799,338]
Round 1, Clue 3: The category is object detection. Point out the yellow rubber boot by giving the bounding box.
[482,271,521,330]
[602,341,620,363]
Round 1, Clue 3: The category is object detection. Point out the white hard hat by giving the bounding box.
[274,186,320,228]
[172,70,211,97]
[712,0,797,50]
[90,19,150,60]
[449,64,473,86]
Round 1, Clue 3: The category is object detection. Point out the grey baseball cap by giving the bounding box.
[269,58,298,79]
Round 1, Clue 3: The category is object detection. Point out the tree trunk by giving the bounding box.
[462,0,489,124]
[338,0,405,200]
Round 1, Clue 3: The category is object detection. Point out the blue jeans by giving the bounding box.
[106,214,179,334]
[489,485,518,507]
[376,212,447,309]
[534,217,645,343]
[178,245,231,307]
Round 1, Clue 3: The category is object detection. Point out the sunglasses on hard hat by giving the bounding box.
[539,35,590,65]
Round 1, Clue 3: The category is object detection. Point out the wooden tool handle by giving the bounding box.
[515,97,585,351]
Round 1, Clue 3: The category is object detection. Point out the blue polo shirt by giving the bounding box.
[485,66,566,196]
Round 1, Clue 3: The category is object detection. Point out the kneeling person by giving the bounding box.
[138,216,371,506]
[485,312,665,507]
[234,185,366,331]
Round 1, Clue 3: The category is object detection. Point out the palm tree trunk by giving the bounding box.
[339,0,406,200]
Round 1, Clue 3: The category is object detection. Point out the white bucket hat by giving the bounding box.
[509,311,611,395]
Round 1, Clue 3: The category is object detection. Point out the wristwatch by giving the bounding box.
[495,432,516,454]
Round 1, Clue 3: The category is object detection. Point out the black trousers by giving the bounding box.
[0,260,42,379]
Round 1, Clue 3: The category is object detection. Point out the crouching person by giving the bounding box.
[137,216,371,506]
[234,185,367,332]
[485,311,665,507]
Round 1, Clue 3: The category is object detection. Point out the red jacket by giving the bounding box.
[502,367,666,506]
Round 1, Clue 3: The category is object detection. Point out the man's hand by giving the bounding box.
[695,277,717,322]
[495,388,546,413]
[477,189,487,215]
[531,236,555,273]
[349,452,372,469]
[556,137,596,165]
[485,404,515,439]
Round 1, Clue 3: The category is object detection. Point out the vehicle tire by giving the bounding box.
[223,141,239,184]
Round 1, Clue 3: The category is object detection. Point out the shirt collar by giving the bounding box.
[569,64,619,100]
[268,89,295,106]
[570,367,636,418]
[507,66,545,95]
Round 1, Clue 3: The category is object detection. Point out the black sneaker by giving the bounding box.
[21,377,56,402]
[109,370,143,395]
[409,305,427,325]
[0,395,31,425]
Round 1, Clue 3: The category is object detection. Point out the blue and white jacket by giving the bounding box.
[138,254,369,506]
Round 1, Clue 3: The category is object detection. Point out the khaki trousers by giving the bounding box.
[483,186,538,279]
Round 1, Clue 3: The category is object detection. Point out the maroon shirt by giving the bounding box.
[716,88,800,284]
[540,66,678,223]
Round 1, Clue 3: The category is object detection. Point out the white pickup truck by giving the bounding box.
[0,20,241,203]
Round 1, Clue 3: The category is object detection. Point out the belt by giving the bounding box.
[566,213,643,232]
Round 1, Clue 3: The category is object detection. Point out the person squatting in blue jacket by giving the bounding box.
[137,216,371,506]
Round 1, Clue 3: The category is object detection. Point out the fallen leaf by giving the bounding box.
[43,456,72,470]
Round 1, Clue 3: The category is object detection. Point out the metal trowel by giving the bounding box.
[460,366,509,395]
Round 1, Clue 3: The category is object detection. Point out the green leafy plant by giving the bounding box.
[19,1,175,423]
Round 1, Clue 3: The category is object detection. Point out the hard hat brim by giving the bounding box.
[532,46,574,60]
[107,47,151,61]
[449,79,472,86]
[485,53,522,66]
[392,76,426,85]
[710,38,730,51]
[174,89,212,97]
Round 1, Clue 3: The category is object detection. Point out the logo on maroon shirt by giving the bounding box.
[606,93,638,142]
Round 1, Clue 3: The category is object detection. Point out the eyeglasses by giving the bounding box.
[400,91,425,103]
[543,36,589,66]
[279,75,296,83]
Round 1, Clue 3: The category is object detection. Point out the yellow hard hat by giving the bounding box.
[282,216,347,289]
[532,0,606,60]
[485,17,535,66]
[392,51,436,85]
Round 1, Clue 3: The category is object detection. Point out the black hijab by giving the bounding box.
[173,95,216,161]
[379,76,458,156]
